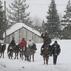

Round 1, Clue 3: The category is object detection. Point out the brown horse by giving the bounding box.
[41,44,50,64]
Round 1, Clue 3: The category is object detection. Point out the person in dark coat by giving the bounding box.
[41,31,51,55]
[41,31,51,45]
[52,41,61,65]
[10,37,16,48]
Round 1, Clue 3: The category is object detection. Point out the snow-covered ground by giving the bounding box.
[0,40,71,71]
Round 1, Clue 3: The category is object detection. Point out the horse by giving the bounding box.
[0,44,6,58]
[24,47,31,61]
[13,44,20,59]
[19,47,25,60]
[7,44,20,59]
[7,44,13,59]
[41,44,50,64]
[24,43,37,62]
[29,43,37,62]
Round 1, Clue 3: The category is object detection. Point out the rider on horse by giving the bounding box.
[41,31,51,64]
[10,37,16,48]
[19,38,27,60]
[19,38,27,50]
[41,31,51,55]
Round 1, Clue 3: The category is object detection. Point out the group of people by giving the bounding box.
[41,31,61,65]
[7,37,37,61]
[0,31,61,65]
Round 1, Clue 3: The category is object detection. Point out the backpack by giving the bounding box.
[53,44,61,55]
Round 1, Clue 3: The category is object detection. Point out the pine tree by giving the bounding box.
[62,0,71,39]
[7,0,32,25]
[0,0,7,40]
[46,0,61,38]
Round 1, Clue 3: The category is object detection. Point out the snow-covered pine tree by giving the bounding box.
[7,0,32,26]
[46,0,61,38]
[62,0,71,39]
[0,0,7,40]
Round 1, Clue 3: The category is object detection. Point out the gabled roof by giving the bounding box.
[4,23,41,37]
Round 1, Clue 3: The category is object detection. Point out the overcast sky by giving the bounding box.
[2,0,69,20]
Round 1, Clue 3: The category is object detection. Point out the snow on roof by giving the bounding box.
[5,23,41,37]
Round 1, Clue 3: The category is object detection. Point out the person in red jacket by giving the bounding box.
[19,38,27,59]
[19,38,27,49]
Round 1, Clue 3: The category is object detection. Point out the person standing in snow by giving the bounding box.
[51,41,61,65]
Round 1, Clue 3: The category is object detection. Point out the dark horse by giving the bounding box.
[41,44,50,64]
[41,31,51,64]
[13,44,20,59]
[7,44,13,59]
[19,47,25,60]
[0,44,6,58]
[7,44,20,59]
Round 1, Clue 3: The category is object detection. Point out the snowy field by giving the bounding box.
[0,40,71,71]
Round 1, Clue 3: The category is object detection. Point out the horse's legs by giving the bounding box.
[29,55,31,61]
[0,52,4,58]
[0,53,1,58]
[1,52,2,58]
[27,56,30,61]
[14,52,16,59]
[17,52,18,59]
[8,54,10,59]
[24,55,26,60]
[20,52,21,58]
[2,52,4,58]
[43,57,45,64]
[22,51,23,60]
[14,52,18,59]
[20,51,23,60]
[11,52,13,59]
[32,54,34,62]
[3,52,4,58]
[20,52,23,60]
[46,56,49,64]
